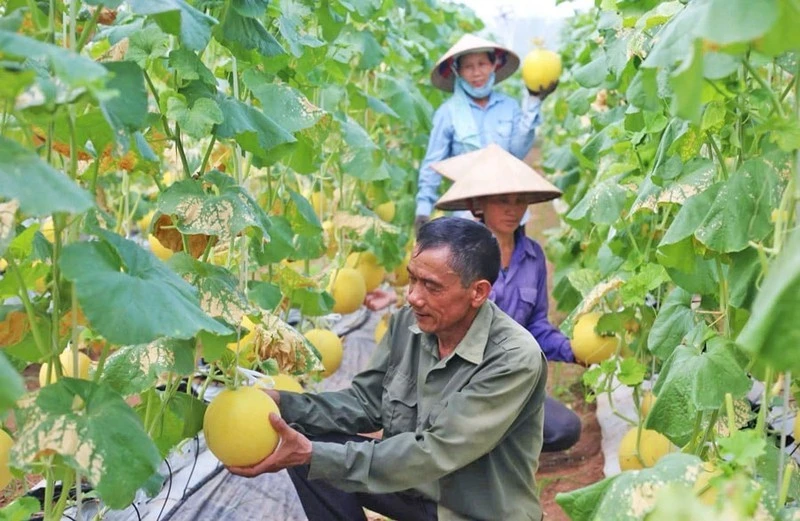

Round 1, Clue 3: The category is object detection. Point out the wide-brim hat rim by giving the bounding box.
[431,34,520,93]
[433,144,563,210]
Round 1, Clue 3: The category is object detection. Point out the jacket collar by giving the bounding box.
[409,302,492,365]
[515,226,537,259]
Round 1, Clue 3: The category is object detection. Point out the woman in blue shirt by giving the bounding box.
[434,144,582,452]
[415,34,557,231]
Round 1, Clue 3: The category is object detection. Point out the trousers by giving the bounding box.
[542,396,582,452]
[287,433,438,521]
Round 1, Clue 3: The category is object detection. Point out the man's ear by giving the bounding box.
[470,279,492,308]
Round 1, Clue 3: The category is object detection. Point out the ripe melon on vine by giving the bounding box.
[374,201,396,222]
[262,374,304,393]
[137,210,155,234]
[345,251,385,292]
[227,315,257,358]
[304,329,343,377]
[148,235,174,261]
[639,391,656,418]
[618,427,672,470]
[39,350,92,387]
[203,386,281,467]
[571,312,618,364]
[0,429,14,490]
[327,267,367,314]
[310,192,326,218]
[693,463,721,506]
[392,252,410,286]
[521,48,562,92]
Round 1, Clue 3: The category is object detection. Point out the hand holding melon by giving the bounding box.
[521,48,562,98]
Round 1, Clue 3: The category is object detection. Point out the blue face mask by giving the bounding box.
[454,71,495,99]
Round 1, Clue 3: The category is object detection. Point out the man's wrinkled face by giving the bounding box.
[458,52,495,89]
[406,245,475,336]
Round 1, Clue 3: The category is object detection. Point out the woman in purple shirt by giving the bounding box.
[434,144,582,452]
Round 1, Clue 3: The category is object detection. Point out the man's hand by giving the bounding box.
[364,288,397,311]
[414,215,429,235]
[226,413,312,478]
[527,80,558,100]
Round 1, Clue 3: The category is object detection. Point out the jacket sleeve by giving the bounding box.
[525,250,575,363]
[307,346,545,494]
[415,104,454,217]
[508,94,543,160]
[278,339,389,436]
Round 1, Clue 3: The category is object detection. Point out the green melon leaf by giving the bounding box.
[214,95,295,157]
[647,287,696,359]
[566,176,630,225]
[694,159,780,253]
[231,0,269,17]
[245,75,325,133]
[100,338,196,397]
[0,30,107,88]
[166,96,224,139]
[737,230,800,373]
[556,475,619,521]
[215,7,285,57]
[129,0,217,52]
[168,48,216,86]
[0,352,25,411]
[157,170,271,240]
[276,2,324,57]
[101,61,148,137]
[699,0,778,45]
[250,215,295,264]
[0,137,94,216]
[169,254,251,326]
[10,379,161,509]
[0,496,41,519]
[59,231,231,345]
[134,389,206,457]
[248,281,283,311]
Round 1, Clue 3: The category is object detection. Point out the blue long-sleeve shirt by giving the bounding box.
[415,91,543,217]
[490,228,574,363]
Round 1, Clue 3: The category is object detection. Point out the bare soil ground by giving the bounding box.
[537,363,605,520]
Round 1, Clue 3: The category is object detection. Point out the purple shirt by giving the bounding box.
[490,229,575,363]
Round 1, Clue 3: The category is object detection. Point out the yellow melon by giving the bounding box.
[327,268,367,315]
[572,312,617,365]
[521,48,562,92]
[304,329,343,377]
[345,251,385,292]
[618,427,672,470]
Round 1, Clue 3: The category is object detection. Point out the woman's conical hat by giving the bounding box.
[431,34,520,93]
[434,144,562,210]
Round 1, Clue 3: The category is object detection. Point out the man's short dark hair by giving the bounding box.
[416,217,500,287]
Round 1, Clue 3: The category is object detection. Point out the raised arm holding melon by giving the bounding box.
[414,34,561,232]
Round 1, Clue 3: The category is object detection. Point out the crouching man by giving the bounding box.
[228,217,548,521]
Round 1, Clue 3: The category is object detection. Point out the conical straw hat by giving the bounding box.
[434,144,562,210]
[431,34,520,93]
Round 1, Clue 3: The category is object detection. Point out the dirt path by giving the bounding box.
[537,364,605,520]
